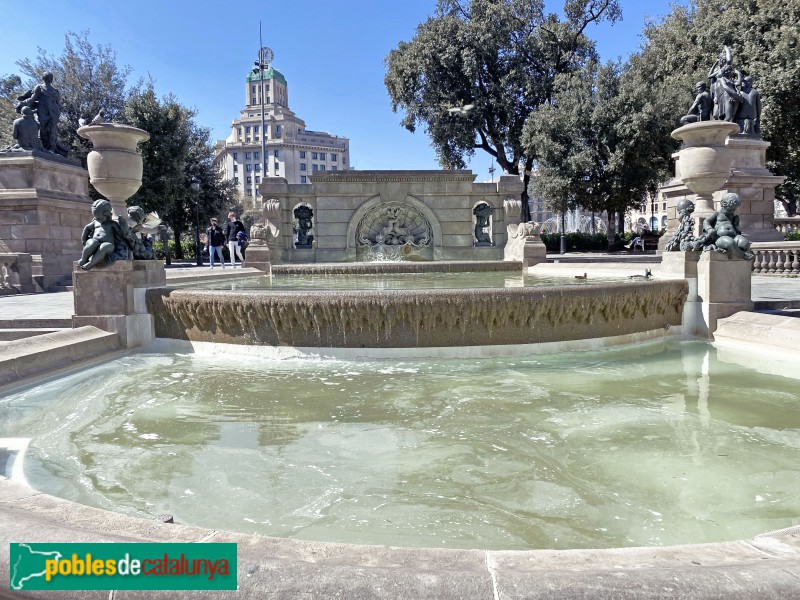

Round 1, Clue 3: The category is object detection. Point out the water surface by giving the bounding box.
[1,340,798,550]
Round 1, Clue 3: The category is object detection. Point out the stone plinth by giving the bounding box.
[0,152,92,290]
[243,244,271,272]
[697,251,753,335]
[72,259,166,347]
[660,251,704,335]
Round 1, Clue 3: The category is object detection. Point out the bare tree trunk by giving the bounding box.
[606,211,616,253]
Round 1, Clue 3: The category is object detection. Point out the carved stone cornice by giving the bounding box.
[309,170,476,183]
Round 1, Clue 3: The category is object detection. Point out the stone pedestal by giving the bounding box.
[244,244,271,272]
[504,222,545,268]
[0,152,92,290]
[660,133,784,249]
[72,260,166,347]
[660,251,703,335]
[697,251,753,335]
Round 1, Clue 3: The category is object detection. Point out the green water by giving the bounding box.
[174,271,622,290]
[1,340,798,550]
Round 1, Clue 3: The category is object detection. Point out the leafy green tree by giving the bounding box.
[0,74,23,148]
[15,30,133,168]
[523,60,674,250]
[384,0,621,221]
[123,84,232,259]
[626,0,800,213]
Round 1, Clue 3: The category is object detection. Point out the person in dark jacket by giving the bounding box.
[224,211,246,267]
[205,217,226,268]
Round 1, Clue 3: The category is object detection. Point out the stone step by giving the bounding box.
[0,319,72,329]
[0,326,121,388]
[0,328,67,341]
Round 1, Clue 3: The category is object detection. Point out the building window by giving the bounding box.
[267,96,271,104]
[331,154,337,162]
[254,151,260,159]
[233,152,238,160]
[245,152,251,159]
[301,175,307,183]
[255,163,261,171]
[246,189,252,196]
[245,126,251,133]
[312,164,318,171]
[254,125,259,133]
[256,188,261,196]
[311,152,318,160]
[319,152,326,161]
[233,164,238,172]
[251,86,256,93]
[331,166,337,171]
[276,125,282,138]
[245,137,251,142]
[300,151,306,158]
[274,162,279,171]
[251,97,256,105]
[662,202,667,211]
[246,176,252,184]
[246,164,252,172]
[320,165,326,171]
[233,177,239,185]
[300,163,307,171]
[255,176,260,184]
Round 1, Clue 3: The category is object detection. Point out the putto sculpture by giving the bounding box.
[664,198,697,252]
[473,203,492,246]
[293,205,314,248]
[679,46,761,137]
[78,200,159,270]
[692,192,753,260]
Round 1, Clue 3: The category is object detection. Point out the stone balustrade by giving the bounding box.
[750,241,800,274]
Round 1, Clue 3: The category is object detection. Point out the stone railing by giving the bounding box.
[751,242,800,274]
[773,217,800,234]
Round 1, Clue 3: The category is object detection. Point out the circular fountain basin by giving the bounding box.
[2,339,798,551]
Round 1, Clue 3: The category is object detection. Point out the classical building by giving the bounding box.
[213,52,350,197]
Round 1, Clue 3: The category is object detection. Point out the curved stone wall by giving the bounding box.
[146,280,688,348]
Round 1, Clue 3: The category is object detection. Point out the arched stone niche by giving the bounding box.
[346,195,442,261]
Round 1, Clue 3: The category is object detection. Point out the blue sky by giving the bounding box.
[0,0,679,182]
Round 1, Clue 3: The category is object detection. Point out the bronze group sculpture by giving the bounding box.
[2,72,69,156]
[679,46,761,137]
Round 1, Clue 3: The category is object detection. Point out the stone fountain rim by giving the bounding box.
[671,120,741,141]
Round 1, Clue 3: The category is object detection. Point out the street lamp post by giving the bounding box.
[560,212,567,255]
[253,27,273,195]
[191,176,202,266]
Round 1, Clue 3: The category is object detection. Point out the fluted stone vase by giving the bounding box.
[671,121,740,222]
[77,124,150,217]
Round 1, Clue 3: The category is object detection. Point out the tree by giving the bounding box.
[385,0,621,221]
[0,74,23,148]
[625,0,800,214]
[123,84,232,259]
[523,60,674,250]
[15,30,133,169]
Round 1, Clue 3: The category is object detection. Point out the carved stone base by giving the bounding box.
[244,245,271,272]
[697,251,753,335]
[0,153,92,290]
[72,259,166,347]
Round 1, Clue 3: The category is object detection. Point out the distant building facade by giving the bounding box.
[213,56,350,198]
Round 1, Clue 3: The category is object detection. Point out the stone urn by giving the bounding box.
[77,124,150,217]
[671,121,739,221]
